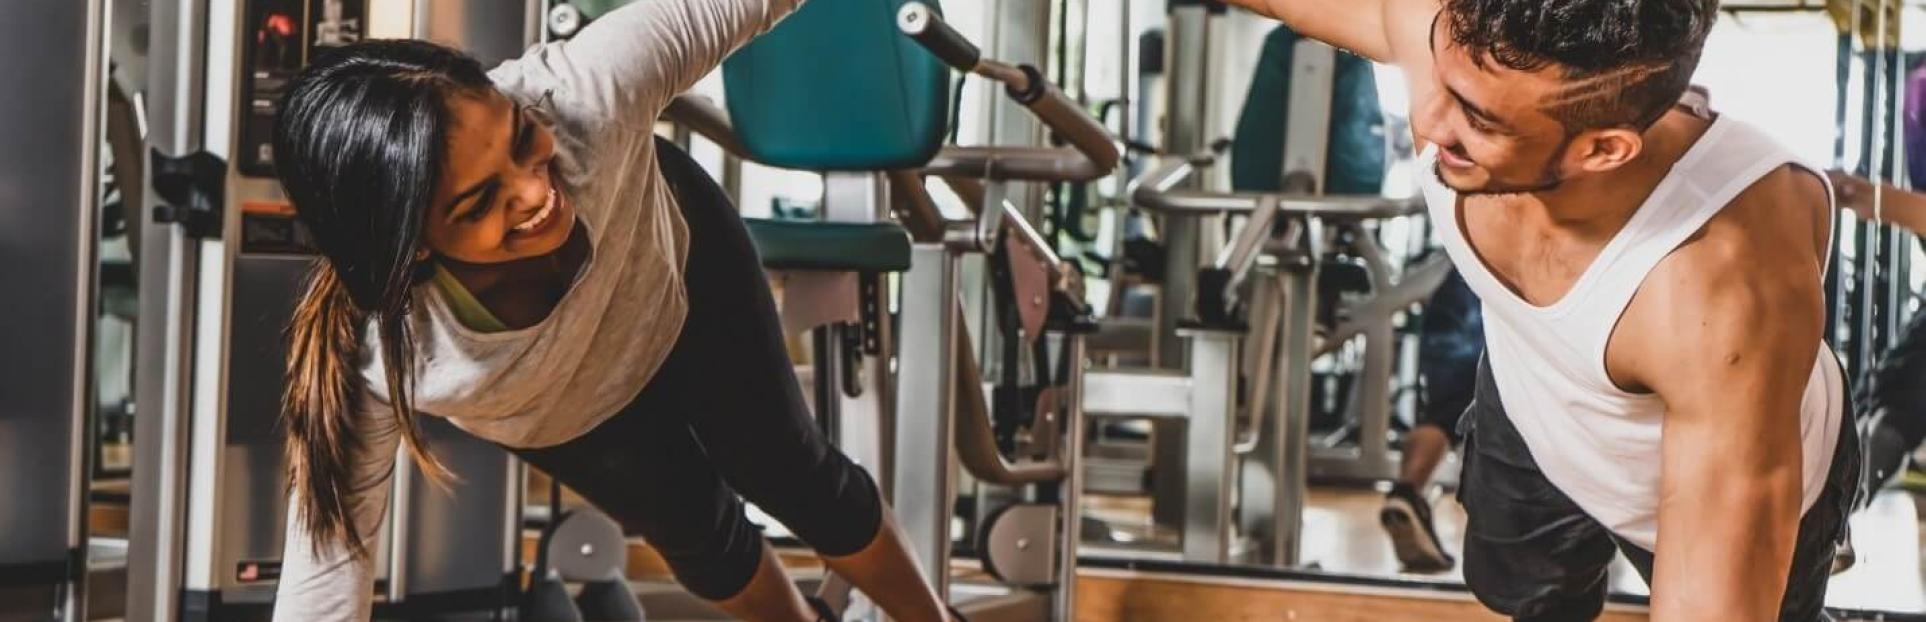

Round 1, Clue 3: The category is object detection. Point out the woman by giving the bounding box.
[269,1,956,620]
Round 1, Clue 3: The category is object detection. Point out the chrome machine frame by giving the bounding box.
[1109,146,1433,566]
[1082,36,1441,566]
[129,2,533,620]
[891,4,1118,620]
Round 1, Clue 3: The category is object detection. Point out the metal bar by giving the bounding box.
[1081,370,1192,417]
[1271,265,1319,567]
[924,146,1111,183]
[389,447,414,601]
[1317,254,1450,355]
[1138,190,1422,219]
[891,245,959,598]
[939,176,1064,276]
[1282,39,1335,194]
[1126,155,1201,199]
[1237,274,1283,455]
[1154,4,1215,370]
[662,95,750,160]
[897,1,1119,178]
[128,0,211,618]
[1053,334,1087,621]
[1181,331,1239,563]
[1216,200,1287,311]
[65,2,109,620]
[953,320,1066,484]
[887,170,946,243]
[1016,81,1120,172]
[823,172,889,223]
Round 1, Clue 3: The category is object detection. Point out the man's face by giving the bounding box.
[1415,16,1585,195]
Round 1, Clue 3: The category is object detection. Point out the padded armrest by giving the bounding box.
[745,218,913,273]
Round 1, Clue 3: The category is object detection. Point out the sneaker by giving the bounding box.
[1832,535,1857,575]
[1864,410,1912,499]
[1381,482,1456,573]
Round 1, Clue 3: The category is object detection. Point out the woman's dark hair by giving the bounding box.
[274,39,492,559]
[1445,0,1722,132]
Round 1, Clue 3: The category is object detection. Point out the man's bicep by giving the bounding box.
[1644,264,1821,435]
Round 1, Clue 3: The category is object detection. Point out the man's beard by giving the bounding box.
[1435,139,1572,196]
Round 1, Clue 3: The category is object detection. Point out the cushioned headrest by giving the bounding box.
[1230,26,1387,195]
[723,0,951,171]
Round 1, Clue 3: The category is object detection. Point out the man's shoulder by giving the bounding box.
[1614,164,1828,393]
[1685,163,1829,273]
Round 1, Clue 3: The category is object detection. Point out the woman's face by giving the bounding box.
[423,89,572,265]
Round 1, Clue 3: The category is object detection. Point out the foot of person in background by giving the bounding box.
[1833,535,1857,575]
[1864,409,1914,502]
[1383,423,1457,573]
[1381,482,1456,573]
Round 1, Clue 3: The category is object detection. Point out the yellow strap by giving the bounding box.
[432,265,511,333]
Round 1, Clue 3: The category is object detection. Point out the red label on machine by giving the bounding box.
[236,560,284,583]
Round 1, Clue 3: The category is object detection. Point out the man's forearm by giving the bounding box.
[1876,183,1926,234]
[1649,471,1801,620]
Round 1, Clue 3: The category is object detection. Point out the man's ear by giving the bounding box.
[1569,128,1644,174]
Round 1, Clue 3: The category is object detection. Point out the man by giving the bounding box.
[1223,0,1859,619]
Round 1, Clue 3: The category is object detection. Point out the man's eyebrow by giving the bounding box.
[1448,86,1508,130]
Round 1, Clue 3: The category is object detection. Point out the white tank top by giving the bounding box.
[1417,114,1845,550]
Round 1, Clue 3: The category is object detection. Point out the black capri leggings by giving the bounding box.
[510,137,884,600]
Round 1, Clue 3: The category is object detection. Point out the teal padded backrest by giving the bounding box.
[723,0,951,171]
[1230,26,1387,195]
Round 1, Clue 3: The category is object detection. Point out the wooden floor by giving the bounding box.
[1082,484,1926,618]
[79,476,1926,620]
[1074,568,1649,622]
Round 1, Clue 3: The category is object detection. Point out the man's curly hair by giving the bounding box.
[1443,0,1721,132]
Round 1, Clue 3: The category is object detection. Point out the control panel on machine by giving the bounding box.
[236,0,366,254]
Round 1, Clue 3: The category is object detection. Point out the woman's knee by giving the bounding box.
[736,449,884,557]
[646,511,767,601]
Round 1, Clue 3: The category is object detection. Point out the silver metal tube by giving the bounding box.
[951,323,1066,485]
[662,94,750,159]
[1238,275,1283,456]
[1181,331,1239,564]
[925,146,1110,183]
[1138,190,1423,219]
[1018,79,1121,172]
[1155,4,1215,370]
[1317,253,1451,355]
[1215,197,1284,308]
[891,245,960,598]
[1126,156,1200,203]
[1053,334,1087,621]
[389,448,413,601]
[1271,266,1318,567]
[974,57,1032,87]
[128,0,211,619]
[939,175,1065,277]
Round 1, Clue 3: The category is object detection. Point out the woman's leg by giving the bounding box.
[514,415,816,622]
[652,137,953,622]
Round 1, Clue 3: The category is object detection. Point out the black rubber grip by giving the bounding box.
[898,2,980,71]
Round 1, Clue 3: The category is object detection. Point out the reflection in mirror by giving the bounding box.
[1056,0,1926,619]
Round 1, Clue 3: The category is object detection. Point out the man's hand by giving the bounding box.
[1825,169,1926,234]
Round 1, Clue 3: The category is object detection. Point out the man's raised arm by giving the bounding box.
[1217,0,1428,64]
